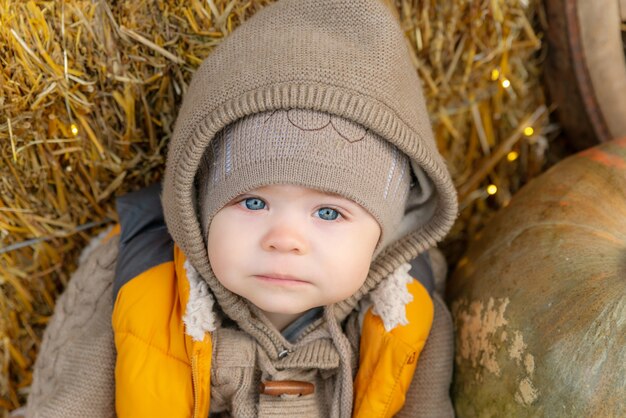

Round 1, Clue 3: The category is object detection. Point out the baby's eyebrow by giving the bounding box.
[318,193,359,207]
[313,191,346,201]
[315,189,346,199]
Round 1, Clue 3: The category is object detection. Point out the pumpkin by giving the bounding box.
[447,138,626,416]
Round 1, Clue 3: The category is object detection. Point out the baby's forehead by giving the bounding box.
[246,184,349,200]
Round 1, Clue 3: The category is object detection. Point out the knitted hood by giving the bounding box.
[162,0,457,342]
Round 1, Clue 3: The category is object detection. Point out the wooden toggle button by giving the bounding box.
[259,380,315,397]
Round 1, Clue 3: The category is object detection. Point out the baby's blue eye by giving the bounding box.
[317,207,340,221]
[244,197,266,210]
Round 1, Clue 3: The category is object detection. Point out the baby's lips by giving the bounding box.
[255,273,309,283]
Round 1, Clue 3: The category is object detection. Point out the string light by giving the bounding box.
[501,79,511,88]
[523,126,534,136]
[70,123,79,136]
[507,151,519,162]
[486,184,498,195]
[491,69,500,81]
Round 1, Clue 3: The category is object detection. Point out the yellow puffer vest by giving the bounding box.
[109,227,434,418]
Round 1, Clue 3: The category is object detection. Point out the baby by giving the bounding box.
[25,0,458,417]
[146,106,454,417]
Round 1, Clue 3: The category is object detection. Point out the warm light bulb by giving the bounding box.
[501,79,511,88]
[487,184,498,195]
[523,126,534,136]
[507,151,519,162]
[491,69,500,81]
[70,124,79,136]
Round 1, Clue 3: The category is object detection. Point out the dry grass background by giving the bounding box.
[0,0,559,413]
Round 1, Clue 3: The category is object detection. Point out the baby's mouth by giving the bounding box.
[254,273,309,285]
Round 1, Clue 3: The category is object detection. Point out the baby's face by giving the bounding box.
[207,184,381,330]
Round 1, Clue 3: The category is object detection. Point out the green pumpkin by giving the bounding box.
[447,138,626,417]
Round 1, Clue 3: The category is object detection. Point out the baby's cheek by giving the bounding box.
[207,239,230,279]
[339,261,370,296]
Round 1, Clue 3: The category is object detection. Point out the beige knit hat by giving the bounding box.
[197,108,411,251]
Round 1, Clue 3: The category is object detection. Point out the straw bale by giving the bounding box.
[0,0,557,413]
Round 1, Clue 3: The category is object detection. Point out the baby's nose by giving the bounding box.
[261,222,308,254]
